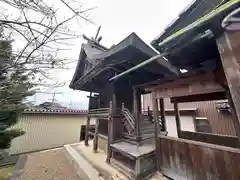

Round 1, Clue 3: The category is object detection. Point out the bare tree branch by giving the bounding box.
[0,0,95,91]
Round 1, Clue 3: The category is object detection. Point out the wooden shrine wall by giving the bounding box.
[115,83,134,111]
[148,72,225,99]
[142,95,236,136]
[179,131,239,148]
[99,86,114,108]
[157,136,240,180]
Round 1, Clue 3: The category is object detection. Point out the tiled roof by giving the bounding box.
[23,108,88,115]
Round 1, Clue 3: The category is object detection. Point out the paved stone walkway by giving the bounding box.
[21,148,82,180]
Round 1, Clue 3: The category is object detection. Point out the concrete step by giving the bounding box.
[64,142,127,180]
[64,144,104,180]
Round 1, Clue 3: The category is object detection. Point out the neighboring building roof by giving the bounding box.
[37,102,67,109]
[23,108,88,115]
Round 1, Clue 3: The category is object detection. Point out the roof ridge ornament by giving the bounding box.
[82,26,102,44]
[222,7,240,31]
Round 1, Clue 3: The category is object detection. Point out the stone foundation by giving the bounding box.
[98,135,108,153]
[110,141,156,179]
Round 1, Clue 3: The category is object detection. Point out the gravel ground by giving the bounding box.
[21,148,82,180]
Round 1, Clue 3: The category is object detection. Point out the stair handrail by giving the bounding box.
[122,108,135,129]
[120,103,135,133]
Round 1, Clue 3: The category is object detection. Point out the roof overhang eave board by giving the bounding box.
[152,0,240,51]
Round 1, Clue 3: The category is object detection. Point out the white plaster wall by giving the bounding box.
[166,115,195,137]
[8,113,95,155]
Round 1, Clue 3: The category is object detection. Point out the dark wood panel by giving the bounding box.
[180,131,239,148]
[157,136,240,180]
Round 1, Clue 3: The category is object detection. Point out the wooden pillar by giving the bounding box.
[85,92,92,146]
[93,118,99,153]
[226,89,240,143]
[106,101,113,163]
[122,102,125,110]
[112,84,117,141]
[159,98,166,131]
[152,91,160,171]
[173,101,181,137]
[133,88,140,139]
[147,106,152,122]
[217,31,240,140]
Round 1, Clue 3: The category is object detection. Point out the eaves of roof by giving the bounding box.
[151,0,240,51]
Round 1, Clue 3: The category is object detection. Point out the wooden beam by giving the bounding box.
[154,77,224,99]
[93,118,99,153]
[217,31,240,141]
[159,98,166,131]
[147,71,216,90]
[133,88,140,140]
[170,91,226,103]
[84,116,90,146]
[85,92,92,146]
[106,101,113,163]
[174,102,181,137]
[138,68,208,90]
[226,89,240,146]
[112,84,117,141]
[152,91,160,171]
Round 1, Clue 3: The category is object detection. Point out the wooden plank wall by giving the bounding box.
[179,131,239,148]
[157,136,240,180]
[142,95,236,136]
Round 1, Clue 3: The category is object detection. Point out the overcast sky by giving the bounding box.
[30,0,192,109]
